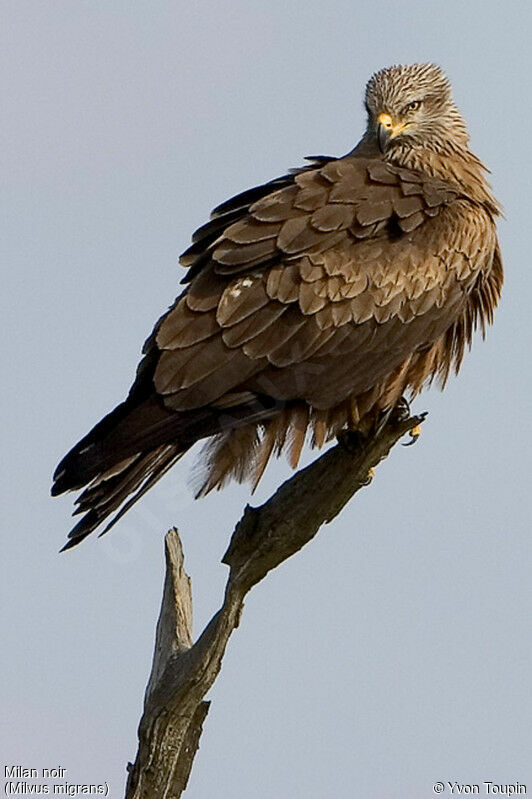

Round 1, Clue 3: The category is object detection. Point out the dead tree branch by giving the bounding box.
[124,411,424,798]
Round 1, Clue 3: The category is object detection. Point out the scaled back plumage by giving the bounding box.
[52,64,503,549]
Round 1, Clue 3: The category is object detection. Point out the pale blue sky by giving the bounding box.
[2,1,531,797]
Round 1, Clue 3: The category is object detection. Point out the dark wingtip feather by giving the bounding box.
[58,444,186,550]
[59,510,101,552]
[51,400,136,496]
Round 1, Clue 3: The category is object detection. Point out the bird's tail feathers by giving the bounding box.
[54,392,286,549]
[51,397,180,495]
[60,443,186,551]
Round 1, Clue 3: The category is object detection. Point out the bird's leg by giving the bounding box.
[337,398,365,451]
[372,395,412,437]
[375,397,426,444]
[392,395,411,422]
[337,399,376,483]
[347,397,361,430]
[386,397,419,443]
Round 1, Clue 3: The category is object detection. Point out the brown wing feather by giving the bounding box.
[146,157,496,420]
[54,153,501,546]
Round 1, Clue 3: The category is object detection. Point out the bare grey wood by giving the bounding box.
[124,411,424,798]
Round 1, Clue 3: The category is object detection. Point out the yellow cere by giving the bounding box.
[377,112,408,138]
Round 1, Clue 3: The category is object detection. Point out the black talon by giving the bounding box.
[402,415,427,446]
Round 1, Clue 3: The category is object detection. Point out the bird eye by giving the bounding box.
[406,100,422,112]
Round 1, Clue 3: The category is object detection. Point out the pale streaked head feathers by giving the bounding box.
[364,63,469,154]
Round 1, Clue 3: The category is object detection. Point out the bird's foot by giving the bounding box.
[362,467,375,486]
[402,412,428,446]
[403,424,422,446]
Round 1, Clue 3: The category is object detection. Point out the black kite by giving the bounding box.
[52,63,503,549]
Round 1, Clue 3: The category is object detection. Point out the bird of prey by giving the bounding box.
[52,63,503,550]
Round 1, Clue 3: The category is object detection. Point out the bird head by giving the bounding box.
[364,63,469,155]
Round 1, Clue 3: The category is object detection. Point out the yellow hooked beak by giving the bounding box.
[377,113,408,151]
